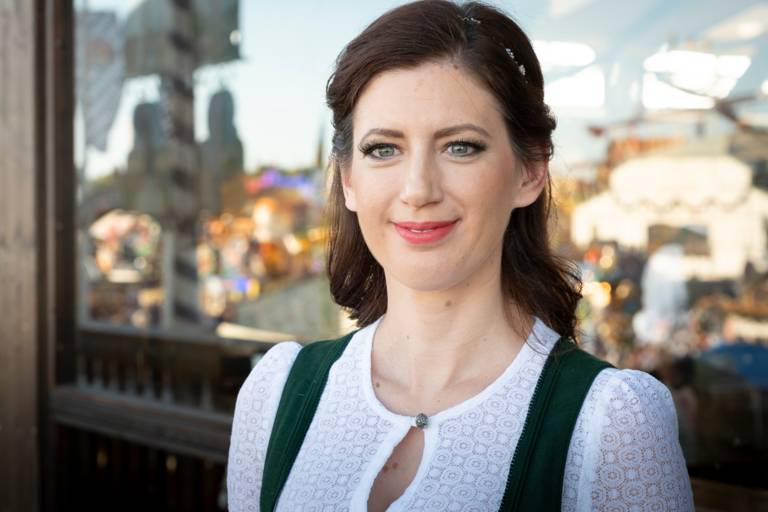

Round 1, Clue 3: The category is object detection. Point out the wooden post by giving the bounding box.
[0,2,41,510]
[0,0,75,510]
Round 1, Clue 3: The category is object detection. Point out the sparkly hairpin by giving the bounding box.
[505,47,526,77]
[459,14,526,79]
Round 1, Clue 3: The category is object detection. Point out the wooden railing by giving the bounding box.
[72,321,277,412]
[49,322,281,510]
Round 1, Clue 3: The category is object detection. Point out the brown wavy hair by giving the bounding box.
[325,0,582,339]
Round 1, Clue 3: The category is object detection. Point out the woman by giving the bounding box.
[227,1,694,510]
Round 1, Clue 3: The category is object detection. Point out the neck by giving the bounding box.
[373,264,532,398]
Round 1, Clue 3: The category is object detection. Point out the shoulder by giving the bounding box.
[578,367,680,455]
[235,341,303,411]
[247,341,303,385]
[230,340,302,442]
[563,367,694,511]
[255,340,303,370]
[588,367,678,430]
[227,341,301,511]
[235,330,358,405]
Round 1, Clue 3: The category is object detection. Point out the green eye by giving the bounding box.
[373,146,396,158]
[448,143,472,155]
[360,142,399,160]
[446,140,486,156]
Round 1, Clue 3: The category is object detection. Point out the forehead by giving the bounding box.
[352,60,505,135]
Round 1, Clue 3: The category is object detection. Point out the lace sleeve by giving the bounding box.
[227,341,301,512]
[562,368,695,511]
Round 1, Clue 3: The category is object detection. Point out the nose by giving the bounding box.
[399,153,443,208]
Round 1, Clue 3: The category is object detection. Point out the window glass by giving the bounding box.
[74,0,369,340]
[75,0,768,490]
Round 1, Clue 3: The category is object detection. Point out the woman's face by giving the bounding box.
[342,59,546,293]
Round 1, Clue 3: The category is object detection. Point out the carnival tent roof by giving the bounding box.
[609,154,752,211]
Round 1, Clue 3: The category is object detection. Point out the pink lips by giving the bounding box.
[393,220,458,245]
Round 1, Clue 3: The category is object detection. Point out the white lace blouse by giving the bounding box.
[227,316,694,511]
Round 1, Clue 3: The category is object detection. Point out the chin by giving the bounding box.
[388,263,468,293]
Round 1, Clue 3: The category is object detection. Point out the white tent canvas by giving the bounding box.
[572,154,768,279]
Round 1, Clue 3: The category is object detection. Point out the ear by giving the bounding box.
[340,167,358,212]
[511,159,548,208]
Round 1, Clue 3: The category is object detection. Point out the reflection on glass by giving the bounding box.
[75,0,341,340]
[74,0,768,494]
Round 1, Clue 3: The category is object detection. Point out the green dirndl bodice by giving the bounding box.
[259,330,613,511]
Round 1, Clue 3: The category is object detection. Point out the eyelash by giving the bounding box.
[358,139,488,160]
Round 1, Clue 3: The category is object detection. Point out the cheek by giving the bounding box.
[460,179,517,253]
[474,193,514,245]
[350,168,397,211]
[349,174,394,239]
[465,168,517,218]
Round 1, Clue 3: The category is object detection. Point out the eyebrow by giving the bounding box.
[434,123,491,139]
[360,123,491,142]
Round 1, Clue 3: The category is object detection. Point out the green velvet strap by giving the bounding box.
[259,331,357,512]
[498,337,613,511]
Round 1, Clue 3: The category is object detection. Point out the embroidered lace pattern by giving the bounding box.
[562,368,694,511]
[227,339,302,511]
[227,317,694,511]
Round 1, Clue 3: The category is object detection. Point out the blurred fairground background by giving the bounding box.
[2,0,768,510]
